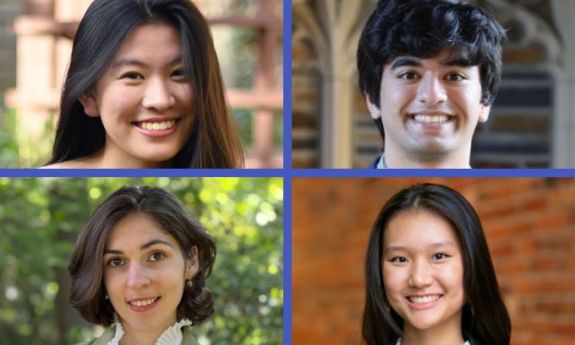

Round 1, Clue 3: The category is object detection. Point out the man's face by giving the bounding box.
[366,49,490,166]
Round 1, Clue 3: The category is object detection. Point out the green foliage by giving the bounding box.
[0,107,20,167]
[0,107,55,168]
[0,178,283,345]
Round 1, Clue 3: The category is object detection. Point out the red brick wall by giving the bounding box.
[292,178,575,345]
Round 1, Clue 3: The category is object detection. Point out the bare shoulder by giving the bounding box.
[40,158,98,169]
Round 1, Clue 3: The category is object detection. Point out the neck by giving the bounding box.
[88,148,171,169]
[119,317,177,345]
[120,327,161,345]
[383,146,472,169]
[400,320,464,345]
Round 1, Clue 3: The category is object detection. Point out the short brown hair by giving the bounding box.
[68,185,216,326]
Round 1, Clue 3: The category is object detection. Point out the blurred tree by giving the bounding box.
[0,177,283,345]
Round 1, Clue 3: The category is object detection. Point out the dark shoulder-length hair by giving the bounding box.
[362,183,510,345]
[68,185,216,326]
[49,0,243,168]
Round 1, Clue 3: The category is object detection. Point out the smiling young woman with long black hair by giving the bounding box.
[362,183,510,345]
[46,0,243,168]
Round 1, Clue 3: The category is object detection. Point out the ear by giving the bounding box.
[185,246,199,280]
[79,91,100,117]
[478,103,491,123]
[365,94,381,120]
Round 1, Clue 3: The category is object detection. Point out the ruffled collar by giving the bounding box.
[107,318,192,345]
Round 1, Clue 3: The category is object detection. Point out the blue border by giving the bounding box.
[283,0,292,170]
[282,1,292,345]
[0,169,284,177]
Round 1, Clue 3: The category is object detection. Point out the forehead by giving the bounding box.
[113,22,182,62]
[383,209,461,249]
[106,213,179,250]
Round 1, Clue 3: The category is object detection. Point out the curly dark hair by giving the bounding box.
[358,0,506,108]
[68,185,215,326]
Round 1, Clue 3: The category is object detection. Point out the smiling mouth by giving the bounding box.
[407,294,443,304]
[128,296,160,308]
[134,120,176,131]
[410,114,454,125]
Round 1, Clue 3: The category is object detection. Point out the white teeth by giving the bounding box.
[413,114,450,124]
[130,297,157,307]
[409,295,441,304]
[139,120,176,131]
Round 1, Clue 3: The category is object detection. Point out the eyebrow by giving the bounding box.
[390,57,422,70]
[390,56,474,70]
[384,241,457,254]
[104,238,175,255]
[110,55,183,70]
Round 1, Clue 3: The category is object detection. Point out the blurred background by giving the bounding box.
[293,177,575,345]
[292,0,574,168]
[0,177,283,345]
[0,0,283,168]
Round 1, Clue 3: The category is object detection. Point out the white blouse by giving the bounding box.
[107,319,192,345]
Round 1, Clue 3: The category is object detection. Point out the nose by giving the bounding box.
[142,77,175,111]
[408,260,433,288]
[417,73,447,105]
[126,263,151,289]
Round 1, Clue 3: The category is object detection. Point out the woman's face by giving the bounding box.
[80,22,195,168]
[103,213,198,335]
[382,209,465,333]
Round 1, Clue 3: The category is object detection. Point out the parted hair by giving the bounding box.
[68,185,216,326]
[358,0,506,108]
[49,0,243,168]
[362,183,511,345]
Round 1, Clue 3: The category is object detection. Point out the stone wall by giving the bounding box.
[292,0,561,168]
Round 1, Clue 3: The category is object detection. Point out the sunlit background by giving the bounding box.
[0,0,283,168]
[0,177,283,344]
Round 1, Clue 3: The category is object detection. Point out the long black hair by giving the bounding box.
[362,183,510,345]
[49,0,243,168]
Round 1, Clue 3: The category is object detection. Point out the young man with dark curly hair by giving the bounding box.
[357,0,506,168]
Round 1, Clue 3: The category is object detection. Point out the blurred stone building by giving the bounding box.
[292,0,575,168]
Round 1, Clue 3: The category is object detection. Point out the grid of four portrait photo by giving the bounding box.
[0,0,573,344]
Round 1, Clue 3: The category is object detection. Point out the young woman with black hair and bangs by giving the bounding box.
[362,183,511,345]
[69,186,215,345]
[46,0,243,169]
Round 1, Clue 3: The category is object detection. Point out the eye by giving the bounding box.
[171,67,186,81]
[389,256,408,264]
[120,71,144,80]
[397,71,419,80]
[107,257,125,267]
[149,252,166,262]
[445,72,466,82]
[432,252,450,260]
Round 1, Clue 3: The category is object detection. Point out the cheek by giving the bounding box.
[98,87,141,117]
[382,265,404,296]
[174,84,193,103]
